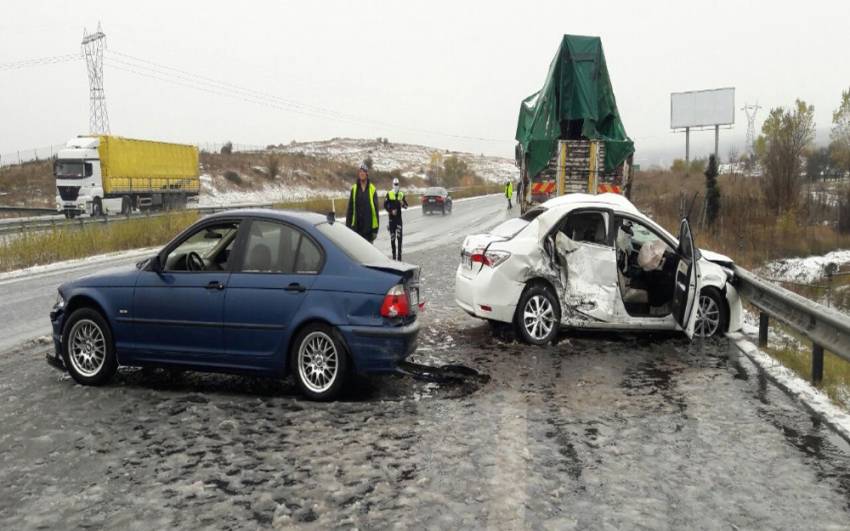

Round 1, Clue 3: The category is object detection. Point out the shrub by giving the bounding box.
[220,141,233,155]
[223,170,242,185]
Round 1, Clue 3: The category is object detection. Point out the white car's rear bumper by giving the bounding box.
[454,264,525,324]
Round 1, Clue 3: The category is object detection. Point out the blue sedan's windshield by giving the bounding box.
[316,221,393,264]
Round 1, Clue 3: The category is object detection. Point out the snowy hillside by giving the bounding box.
[199,137,517,206]
[274,138,518,184]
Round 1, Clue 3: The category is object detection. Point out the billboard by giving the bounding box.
[670,88,735,129]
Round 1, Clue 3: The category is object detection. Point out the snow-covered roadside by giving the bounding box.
[730,332,850,443]
[759,249,850,284]
[0,247,158,285]
[0,195,501,279]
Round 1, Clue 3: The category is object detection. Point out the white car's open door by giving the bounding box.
[671,219,701,338]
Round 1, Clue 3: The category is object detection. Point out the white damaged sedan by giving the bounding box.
[455,193,742,344]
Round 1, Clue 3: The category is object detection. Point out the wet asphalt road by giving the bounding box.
[2,197,850,529]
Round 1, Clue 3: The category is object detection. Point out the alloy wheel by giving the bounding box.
[695,294,721,337]
[297,331,339,393]
[69,319,107,377]
[523,294,555,341]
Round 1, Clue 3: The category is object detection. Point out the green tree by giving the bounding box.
[689,157,706,174]
[830,88,850,174]
[704,154,721,228]
[757,99,816,213]
[442,155,470,187]
[806,146,836,181]
[220,141,233,155]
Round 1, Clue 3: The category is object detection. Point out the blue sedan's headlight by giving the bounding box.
[54,291,65,310]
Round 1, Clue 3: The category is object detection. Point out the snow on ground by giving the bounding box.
[759,249,850,284]
[0,247,159,285]
[273,138,518,184]
[199,181,345,207]
[731,333,850,442]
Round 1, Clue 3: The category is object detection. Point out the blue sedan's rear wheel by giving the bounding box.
[61,308,117,386]
[292,324,349,401]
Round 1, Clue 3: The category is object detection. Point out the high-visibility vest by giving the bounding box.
[387,190,404,201]
[505,182,513,197]
[350,182,378,230]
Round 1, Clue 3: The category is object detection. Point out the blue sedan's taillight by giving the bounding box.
[380,284,410,318]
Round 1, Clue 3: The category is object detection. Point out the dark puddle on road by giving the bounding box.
[110,361,489,404]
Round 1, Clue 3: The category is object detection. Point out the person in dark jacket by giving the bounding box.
[384,177,408,260]
[345,162,379,243]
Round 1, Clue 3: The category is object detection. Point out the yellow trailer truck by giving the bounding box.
[54,135,200,218]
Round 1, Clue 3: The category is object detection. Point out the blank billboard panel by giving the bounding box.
[670,88,735,129]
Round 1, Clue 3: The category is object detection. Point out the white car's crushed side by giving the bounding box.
[455,193,743,340]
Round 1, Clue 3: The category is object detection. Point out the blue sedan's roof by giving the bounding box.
[204,208,328,227]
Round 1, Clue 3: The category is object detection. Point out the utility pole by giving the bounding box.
[741,102,761,157]
[82,23,110,134]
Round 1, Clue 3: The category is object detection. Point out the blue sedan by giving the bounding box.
[48,209,421,400]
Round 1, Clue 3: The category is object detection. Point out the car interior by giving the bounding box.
[613,217,678,317]
[164,222,240,272]
[241,220,322,274]
[545,211,680,319]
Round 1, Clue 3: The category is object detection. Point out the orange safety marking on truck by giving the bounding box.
[597,184,622,194]
[531,181,556,194]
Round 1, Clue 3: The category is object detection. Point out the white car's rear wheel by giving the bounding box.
[514,284,560,345]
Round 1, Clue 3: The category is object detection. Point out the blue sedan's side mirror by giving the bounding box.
[148,255,163,273]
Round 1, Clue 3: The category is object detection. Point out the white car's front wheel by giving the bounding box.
[695,287,728,338]
[514,284,561,345]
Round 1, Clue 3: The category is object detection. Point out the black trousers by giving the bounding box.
[389,222,403,260]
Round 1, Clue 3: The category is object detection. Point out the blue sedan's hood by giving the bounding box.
[65,264,141,289]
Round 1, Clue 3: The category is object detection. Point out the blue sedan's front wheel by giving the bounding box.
[61,308,117,386]
[292,324,350,401]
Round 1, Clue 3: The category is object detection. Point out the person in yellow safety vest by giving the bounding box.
[384,177,409,260]
[505,180,514,210]
[345,162,379,243]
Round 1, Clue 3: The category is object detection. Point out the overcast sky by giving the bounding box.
[1,0,848,166]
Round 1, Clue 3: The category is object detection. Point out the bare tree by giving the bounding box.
[758,99,816,213]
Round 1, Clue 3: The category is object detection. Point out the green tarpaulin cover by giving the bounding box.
[515,35,634,177]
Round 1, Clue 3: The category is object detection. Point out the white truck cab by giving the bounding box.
[54,137,119,218]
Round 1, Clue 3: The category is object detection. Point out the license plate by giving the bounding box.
[462,253,472,269]
[428,198,435,202]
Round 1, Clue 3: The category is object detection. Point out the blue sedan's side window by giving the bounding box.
[240,220,321,274]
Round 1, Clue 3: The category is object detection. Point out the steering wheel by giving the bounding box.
[186,251,205,272]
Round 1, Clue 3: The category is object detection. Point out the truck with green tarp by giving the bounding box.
[515,34,635,213]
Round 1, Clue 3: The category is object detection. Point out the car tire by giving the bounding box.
[291,323,350,401]
[514,283,561,345]
[91,197,103,217]
[61,308,118,386]
[695,287,728,338]
[120,195,131,216]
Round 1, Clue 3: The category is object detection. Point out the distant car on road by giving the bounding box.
[48,209,420,400]
[456,193,743,344]
[422,187,453,215]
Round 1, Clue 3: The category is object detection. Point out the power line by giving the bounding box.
[104,49,509,145]
[0,53,79,71]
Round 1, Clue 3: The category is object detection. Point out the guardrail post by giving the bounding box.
[812,344,824,384]
[758,312,769,347]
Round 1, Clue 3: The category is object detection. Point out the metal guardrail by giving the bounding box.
[733,265,850,383]
[0,204,275,237]
[0,206,58,214]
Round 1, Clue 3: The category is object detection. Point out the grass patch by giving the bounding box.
[0,211,198,272]
[764,339,850,410]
